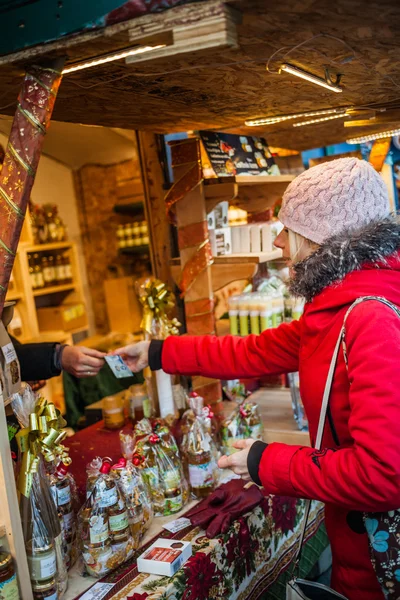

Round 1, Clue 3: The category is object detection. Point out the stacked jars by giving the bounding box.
[116,221,149,249]
[29,253,72,290]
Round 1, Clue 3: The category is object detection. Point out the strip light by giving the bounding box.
[346,128,400,144]
[62,45,166,75]
[245,108,345,127]
[293,113,348,127]
[280,63,343,93]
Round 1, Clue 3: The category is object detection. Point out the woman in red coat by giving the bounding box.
[116,158,400,600]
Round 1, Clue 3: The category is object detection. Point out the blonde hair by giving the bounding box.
[288,230,318,264]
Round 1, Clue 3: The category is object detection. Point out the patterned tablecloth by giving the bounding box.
[74,497,326,600]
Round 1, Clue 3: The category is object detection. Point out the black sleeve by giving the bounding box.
[149,340,164,371]
[14,342,61,381]
[247,440,268,486]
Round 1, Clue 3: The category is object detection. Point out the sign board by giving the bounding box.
[199,131,279,178]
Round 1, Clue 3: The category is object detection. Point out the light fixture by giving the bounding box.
[293,113,348,127]
[62,45,166,75]
[245,108,346,127]
[346,128,400,144]
[280,63,343,93]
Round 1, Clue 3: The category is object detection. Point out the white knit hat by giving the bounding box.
[279,157,390,244]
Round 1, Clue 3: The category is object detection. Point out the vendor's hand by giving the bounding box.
[62,346,106,378]
[218,439,255,477]
[113,341,150,372]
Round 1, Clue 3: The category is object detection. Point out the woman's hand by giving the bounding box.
[217,438,255,477]
[113,341,151,372]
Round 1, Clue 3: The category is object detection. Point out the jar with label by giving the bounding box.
[111,530,135,564]
[128,384,147,421]
[108,498,129,539]
[26,542,57,584]
[102,395,125,430]
[48,463,75,569]
[0,552,20,600]
[32,577,58,600]
[80,508,113,578]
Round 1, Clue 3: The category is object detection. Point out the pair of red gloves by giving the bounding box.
[186,479,265,538]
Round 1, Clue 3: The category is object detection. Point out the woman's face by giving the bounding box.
[274,228,290,260]
[274,227,316,267]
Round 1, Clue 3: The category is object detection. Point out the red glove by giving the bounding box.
[186,480,264,538]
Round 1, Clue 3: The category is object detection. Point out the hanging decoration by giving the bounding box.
[136,277,180,337]
[0,61,64,315]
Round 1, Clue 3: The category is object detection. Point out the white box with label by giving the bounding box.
[209,227,232,256]
[137,538,192,577]
[207,201,229,230]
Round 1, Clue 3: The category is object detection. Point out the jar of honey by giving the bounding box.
[102,395,125,430]
[32,577,58,599]
[26,542,57,584]
[0,552,20,600]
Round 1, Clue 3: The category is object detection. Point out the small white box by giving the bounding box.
[250,225,261,253]
[231,226,241,253]
[261,223,273,253]
[209,227,232,256]
[137,538,192,577]
[207,201,229,230]
[238,225,251,253]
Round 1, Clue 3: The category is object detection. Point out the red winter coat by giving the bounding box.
[162,244,400,599]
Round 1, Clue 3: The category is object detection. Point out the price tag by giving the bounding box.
[79,583,114,600]
[2,342,17,365]
[163,517,191,533]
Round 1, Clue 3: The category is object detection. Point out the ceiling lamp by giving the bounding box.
[293,112,348,127]
[346,128,400,144]
[245,108,345,127]
[62,45,166,75]
[280,63,343,93]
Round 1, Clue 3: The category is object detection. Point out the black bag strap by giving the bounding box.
[292,295,400,575]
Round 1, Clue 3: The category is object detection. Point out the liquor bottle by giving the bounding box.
[55,254,66,285]
[29,254,38,289]
[186,395,217,499]
[48,463,74,570]
[48,256,56,286]
[33,254,45,289]
[41,256,53,288]
[63,255,73,284]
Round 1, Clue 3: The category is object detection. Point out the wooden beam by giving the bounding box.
[136,131,173,288]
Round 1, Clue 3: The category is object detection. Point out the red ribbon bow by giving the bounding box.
[149,433,160,444]
[132,452,145,467]
[239,404,250,419]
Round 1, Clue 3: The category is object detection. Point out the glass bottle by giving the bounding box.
[41,256,53,288]
[34,254,45,289]
[49,464,74,570]
[46,207,58,242]
[63,255,72,284]
[80,508,113,578]
[102,396,125,430]
[29,254,38,290]
[0,551,20,600]
[48,256,56,286]
[55,254,65,285]
[32,577,58,600]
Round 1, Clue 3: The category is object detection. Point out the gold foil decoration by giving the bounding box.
[137,278,181,338]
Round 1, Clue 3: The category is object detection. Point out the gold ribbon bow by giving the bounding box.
[138,278,181,338]
[16,398,70,498]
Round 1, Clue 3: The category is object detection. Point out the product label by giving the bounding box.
[79,582,115,600]
[57,483,71,506]
[30,272,38,288]
[40,552,57,579]
[36,272,44,288]
[164,493,183,515]
[189,461,216,489]
[89,515,109,544]
[65,264,72,279]
[143,546,181,563]
[0,573,19,600]
[43,267,53,283]
[163,469,180,490]
[109,511,128,533]
[97,486,118,508]
[63,511,74,532]
[2,343,17,365]
[163,517,191,533]
[50,485,57,504]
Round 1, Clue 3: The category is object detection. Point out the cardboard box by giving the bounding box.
[209,227,232,256]
[104,277,143,334]
[137,539,192,577]
[37,303,87,332]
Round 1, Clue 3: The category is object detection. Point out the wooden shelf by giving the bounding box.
[25,241,72,253]
[6,292,23,301]
[119,245,150,255]
[33,284,76,297]
[214,250,283,263]
[113,201,144,216]
[204,174,295,213]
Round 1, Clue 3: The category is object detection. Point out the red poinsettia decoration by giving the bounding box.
[183,552,219,599]
[127,592,148,600]
[271,496,297,534]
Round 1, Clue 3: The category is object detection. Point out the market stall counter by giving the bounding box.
[64,420,327,600]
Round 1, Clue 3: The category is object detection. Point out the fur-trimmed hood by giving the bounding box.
[289,218,400,302]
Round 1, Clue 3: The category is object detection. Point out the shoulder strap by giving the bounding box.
[293,295,400,574]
